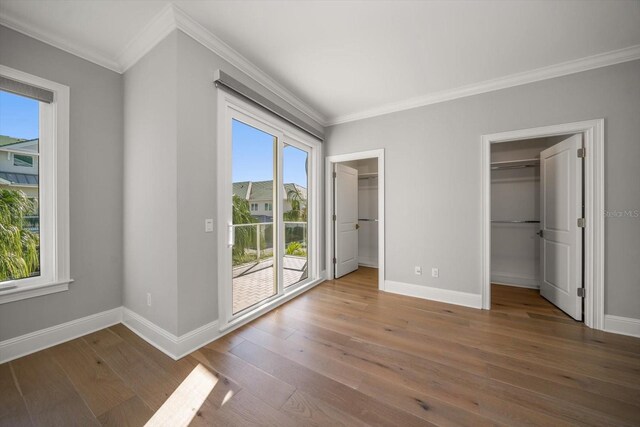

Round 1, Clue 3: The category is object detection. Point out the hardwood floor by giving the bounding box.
[2,267,640,426]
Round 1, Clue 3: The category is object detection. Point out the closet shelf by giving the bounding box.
[358,172,378,179]
[491,158,539,170]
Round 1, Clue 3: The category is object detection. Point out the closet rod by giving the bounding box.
[358,218,378,222]
[491,164,539,170]
[491,220,540,224]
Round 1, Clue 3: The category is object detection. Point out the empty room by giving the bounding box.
[1,1,639,426]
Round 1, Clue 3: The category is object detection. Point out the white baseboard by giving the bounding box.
[384,280,482,309]
[122,308,221,360]
[358,256,378,268]
[0,307,122,364]
[604,315,640,338]
[491,273,540,289]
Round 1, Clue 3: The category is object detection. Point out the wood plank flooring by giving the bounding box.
[2,267,640,426]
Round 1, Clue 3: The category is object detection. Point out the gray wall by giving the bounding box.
[123,32,179,335]
[0,26,124,340]
[326,59,640,319]
[174,31,325,335]
[123,30,324,336]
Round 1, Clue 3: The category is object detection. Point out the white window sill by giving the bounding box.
[0,279,74,304]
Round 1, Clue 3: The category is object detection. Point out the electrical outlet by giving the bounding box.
[205,218,214,232]
[147,293,152,306]
[431,268,439,278]
[414,266,422,275]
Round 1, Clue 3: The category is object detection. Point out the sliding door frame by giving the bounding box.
[216,89,322,332]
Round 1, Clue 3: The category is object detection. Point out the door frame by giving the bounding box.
[326,150,385,290]
[216,88,323,332]
[481,119,605,330]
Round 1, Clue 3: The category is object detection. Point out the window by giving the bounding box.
[218,89,320,329]
[250,203,258,211]
[0,66,70,304]
[13,154,34,167]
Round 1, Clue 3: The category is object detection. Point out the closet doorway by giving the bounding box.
[481,120,605,330]
[326,150,385,289]
[491,135,583,320]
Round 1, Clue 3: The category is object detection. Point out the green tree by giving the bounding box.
[232,194,256,261]
[283,186,307,221]
[0,189,39,281]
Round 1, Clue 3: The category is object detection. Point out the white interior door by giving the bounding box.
[334,164,359,278]
[539,134,583,320]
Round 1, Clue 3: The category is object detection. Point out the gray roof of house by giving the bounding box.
[0,172,39,186]
[232,180,307,201]
[232,181,251,199]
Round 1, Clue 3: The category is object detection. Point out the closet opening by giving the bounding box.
[490,135,584,321]
[481,120,605,330]
[326,150,385,290]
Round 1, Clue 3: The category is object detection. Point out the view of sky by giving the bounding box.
[232,119,308,188]
[0,91,39,140]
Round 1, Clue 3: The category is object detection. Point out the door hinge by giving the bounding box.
[333,172,337,178]
[577,147,586,158]
[577,217,586,228]
[332,258,337,264]
[332,214,336,221]
[577,288,586,298]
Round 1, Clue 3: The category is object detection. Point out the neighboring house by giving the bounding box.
[0,136,39,199]
[233,180,306,222]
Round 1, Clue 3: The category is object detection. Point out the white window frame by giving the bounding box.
[0,65,71,304]
[216,89,322,332]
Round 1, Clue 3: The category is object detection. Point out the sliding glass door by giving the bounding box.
[219,91,318,326]
[231,119,278,314]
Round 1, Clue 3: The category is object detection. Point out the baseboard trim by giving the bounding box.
[384,280,482,309]
[0,307,122,364]
[121,308,221,360]
[604,315,640,338]
[491,273,540,289]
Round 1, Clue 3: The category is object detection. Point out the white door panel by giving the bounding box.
[540,134,583,320]
[335,164,359,278]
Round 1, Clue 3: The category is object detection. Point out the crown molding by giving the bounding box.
[327,44,640,126]
[169,5,327,126]
[116,4,176,72]
[0,14,121,73]
[0,4,327,126]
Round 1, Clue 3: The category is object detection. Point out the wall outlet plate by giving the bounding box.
[414,266,422,275]
[205,218,214,232]
[431,268,439,278]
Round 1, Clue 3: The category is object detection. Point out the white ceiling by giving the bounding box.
[1,0,639,125]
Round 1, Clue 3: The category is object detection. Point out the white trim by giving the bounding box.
[384,280,482,309]
[122,308,220,360]
[116,4,176,72]
[327,45,640,125]
[4,7,639,128]
[325,149,385,291]
[490,273,540,289]
[481,119,605,330]
[124,277,325,360]
[0,279,73,304]
[604,315,640,339]
[216,89,323,332]
[0,6,326,125]
[0,307,122,364]
[0,65,72,304]
[170,5,325,126]
[0,17,121,73]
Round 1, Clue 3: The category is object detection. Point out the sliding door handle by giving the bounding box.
[228,224,235,247]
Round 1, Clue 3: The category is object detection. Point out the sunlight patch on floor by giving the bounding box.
[145,363,219,427]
